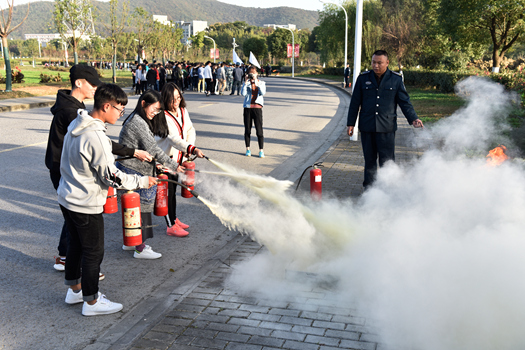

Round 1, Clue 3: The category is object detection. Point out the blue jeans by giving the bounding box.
[231,80,242,95]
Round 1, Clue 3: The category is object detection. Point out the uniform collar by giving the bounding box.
[370,69,391,88]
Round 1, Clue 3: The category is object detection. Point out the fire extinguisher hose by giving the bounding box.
[156,178,200,198]
[295,162,324,192]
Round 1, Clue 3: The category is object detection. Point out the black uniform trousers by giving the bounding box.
[361,131,395,188]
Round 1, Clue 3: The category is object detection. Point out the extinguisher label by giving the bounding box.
[315,175,322,182]
[123,207,141,237]
[156,188,167,207]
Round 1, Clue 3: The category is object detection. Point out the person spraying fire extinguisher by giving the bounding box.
[117,90,185,260]
[154,82,206,237]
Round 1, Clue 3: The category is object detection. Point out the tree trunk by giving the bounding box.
[492,46,502,73]
[112,45,117,84]
[2,36,12,92]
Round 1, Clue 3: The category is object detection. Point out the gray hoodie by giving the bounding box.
[58,109,149,214]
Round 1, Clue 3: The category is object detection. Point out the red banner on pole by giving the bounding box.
[294,44,300,58]
[210,49,219,59]
[287,44,292,58]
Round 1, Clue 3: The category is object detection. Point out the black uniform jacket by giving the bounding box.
[347,69,418,133]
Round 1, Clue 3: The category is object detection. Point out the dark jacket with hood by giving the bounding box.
[45,89,134,174]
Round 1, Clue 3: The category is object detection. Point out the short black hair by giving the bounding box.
[93,84,128,111]
[372,50,389,59]
[247,66,258,73]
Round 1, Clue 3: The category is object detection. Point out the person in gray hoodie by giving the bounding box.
[58,84,157,316]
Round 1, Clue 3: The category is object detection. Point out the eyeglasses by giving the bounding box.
[112,105,125,117]
[174,96,182,101]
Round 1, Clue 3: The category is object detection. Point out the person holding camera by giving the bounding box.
[241,66,266,158]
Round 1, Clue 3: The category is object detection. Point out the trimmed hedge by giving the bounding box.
[402,69,472,93]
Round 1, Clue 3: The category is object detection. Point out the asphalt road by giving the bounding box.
[0,77,349,350]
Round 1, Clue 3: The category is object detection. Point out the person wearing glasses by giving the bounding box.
[45,65,152,275]
[117,90,185,259]
[58,84,158,316]
[153,83,206,237]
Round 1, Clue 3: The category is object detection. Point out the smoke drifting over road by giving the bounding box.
[198,77,525,350]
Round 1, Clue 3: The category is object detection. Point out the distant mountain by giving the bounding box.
[8,0,319,39]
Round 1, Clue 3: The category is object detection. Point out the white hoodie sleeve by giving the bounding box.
[88,130,150,190]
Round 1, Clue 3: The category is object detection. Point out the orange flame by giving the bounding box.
[486,145,508,166]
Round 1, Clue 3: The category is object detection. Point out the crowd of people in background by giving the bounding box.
[129,60,259,97]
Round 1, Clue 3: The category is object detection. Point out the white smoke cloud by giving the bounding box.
[198,77,525,350]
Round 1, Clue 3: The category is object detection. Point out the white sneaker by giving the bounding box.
[133,246,162,259]
[65,288,83,304]
[82,294,123,316]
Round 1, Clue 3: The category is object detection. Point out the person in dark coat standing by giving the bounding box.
[344,63,350,88]
[347,50,424,188]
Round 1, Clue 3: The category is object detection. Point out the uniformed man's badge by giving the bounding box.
[365,81,372,85]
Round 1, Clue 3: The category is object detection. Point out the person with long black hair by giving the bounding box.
[153,83,205,237]
[117,90,184,259]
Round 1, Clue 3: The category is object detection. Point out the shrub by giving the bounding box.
[0,67,25,84]
[402,69,472,93]
[40,73,62,83]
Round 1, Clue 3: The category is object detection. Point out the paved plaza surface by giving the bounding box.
[0,77,425,350]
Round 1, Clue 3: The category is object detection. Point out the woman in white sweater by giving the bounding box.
[153,82,205,237]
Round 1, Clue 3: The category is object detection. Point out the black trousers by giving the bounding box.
[167,173,178,226]
[205,78,212,93]
[60,205,104,301]
[50,169,69,257]
[243,108,264,149]
[360,131,396,187]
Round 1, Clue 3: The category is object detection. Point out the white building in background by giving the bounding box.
[151,16,207,44]
[153,15,170,26]
[263,24,297,30]
[173,20,208,44]
[24,33,61,45]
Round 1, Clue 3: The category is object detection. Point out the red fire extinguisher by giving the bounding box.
[310,165,322,201]
[103,186,118,214]
[154,173,168,216]
[121,190,142,246]
[181,160,195,198]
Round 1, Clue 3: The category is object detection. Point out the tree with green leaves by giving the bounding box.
[22,38,39,58]
[0,0,29,91]
[131,7,154,62]
[242,37,268,62]
[103,0,129,83]
[53,0,95,65]
[438,0,525,72]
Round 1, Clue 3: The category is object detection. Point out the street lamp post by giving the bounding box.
[276,25,294,77]
[319,0,347,88]
[350,0,363,141]
[204,35,216,63]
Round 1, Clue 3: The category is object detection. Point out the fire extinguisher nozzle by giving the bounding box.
[190,190,199,198]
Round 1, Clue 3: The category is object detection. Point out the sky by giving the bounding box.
[0,0,325,12]
[216,0,324,11]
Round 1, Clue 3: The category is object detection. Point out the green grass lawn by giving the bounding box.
[407,87,465,124]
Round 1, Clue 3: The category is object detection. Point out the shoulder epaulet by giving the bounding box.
[360,70,371,75]
[391,71,402,76]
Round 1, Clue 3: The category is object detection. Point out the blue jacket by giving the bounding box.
[241,80,266,108]
[347,69,418,133]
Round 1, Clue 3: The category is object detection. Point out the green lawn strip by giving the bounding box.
[407,86,464,124]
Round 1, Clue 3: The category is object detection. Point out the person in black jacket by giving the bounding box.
[347,50,424,188]
[45,65,152,273]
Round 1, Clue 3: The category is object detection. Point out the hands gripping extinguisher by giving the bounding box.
[154,173,168,216]
[103,186,118,214]
[121,190,142,246]
[181,160,195,198]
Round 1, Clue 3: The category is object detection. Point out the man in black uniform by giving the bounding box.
[347,50,424,188]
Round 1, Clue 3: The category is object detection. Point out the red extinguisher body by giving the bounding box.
[310,167,322,201]
[121,190,142,246]
[181,160,195,198]
[103,186,118,214]
[154,173,168,216]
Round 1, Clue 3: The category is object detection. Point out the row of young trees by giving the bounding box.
[316,0,525,72]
